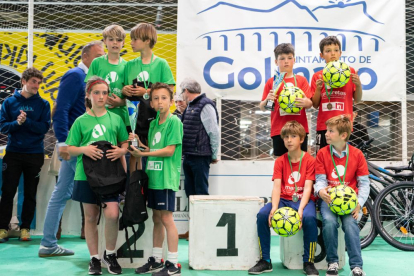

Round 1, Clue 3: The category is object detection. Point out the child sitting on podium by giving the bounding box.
[248,121,319,276]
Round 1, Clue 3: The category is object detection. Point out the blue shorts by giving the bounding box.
[147,188,175,212]
[72,180,119,205]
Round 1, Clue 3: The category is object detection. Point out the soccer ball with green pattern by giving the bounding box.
[322,61,351,88]
[278,86,304,114]
[328,186,358,215]
[271,207,301,237]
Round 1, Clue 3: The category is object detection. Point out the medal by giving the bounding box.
[327,102,333,110]
[143,92,150,100]
[139,54,154,101]
[330,144,349,186]
[288,151,304,202]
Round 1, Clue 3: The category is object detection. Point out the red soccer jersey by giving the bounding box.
[311,67,356,131]
[272,152,316,202]
[315,145,369,194]
[262,75,313,137]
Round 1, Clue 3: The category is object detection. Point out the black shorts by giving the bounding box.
[147,188,176,212]
[316,130,328,154]
[72,180,119,205]
[272,134,308,157]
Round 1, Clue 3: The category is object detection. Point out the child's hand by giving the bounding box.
[128,132,137,141]
[107,94,123,108]
[128,144,144,157]
[319,187,332,204]
[351,203,361,220]
[83,145,103,161]
[316,75,324,90]
[295,97,313,108]
[122,85,141,97]
[351,71,361,87]
[106,145,126,161]
[266,91,276,101]
[268,206,277,227]
[298,208,304,229]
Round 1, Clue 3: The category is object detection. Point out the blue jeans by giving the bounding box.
[318,199,363,269]
[40,157,77,247]
[183,155,211,197]
[257,198,317,262]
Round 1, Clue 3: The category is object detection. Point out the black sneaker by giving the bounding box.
[326,262,339,276]
[351,267,366,276]
[135,257,164,274]
[102,250,122,275]
[152,261,181,276]
[303,262,319,276]
[89,257,102,275]
[248,259,273,274]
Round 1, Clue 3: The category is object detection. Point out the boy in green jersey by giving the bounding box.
[85,24,130,131]
[129,83,183,276]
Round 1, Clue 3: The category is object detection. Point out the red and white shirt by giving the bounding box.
[273,152,316,201]
[315,145,368,194]
[311,67,356,131]
[262,75,312,137]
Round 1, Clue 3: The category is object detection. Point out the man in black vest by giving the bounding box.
[179,78,219,239]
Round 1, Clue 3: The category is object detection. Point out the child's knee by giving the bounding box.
[322,216,339,228]
[153,211,162,224]
[257,210,269,223]
[160,211,173,225]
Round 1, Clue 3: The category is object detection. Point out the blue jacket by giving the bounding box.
[0,90,51,153]
[53,66,86,143]
[182,94,218,156]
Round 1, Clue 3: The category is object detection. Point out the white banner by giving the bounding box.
[177,0,406,102]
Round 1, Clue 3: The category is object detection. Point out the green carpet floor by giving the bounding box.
[1,236,413,275]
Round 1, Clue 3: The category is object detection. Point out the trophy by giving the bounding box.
[265,70,287,111]
[127,100,140,149]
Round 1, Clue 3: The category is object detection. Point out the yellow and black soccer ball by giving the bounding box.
[322,61,351,88]
[278,86,305,114]
[328,186,358,215]
[271,207,301,237]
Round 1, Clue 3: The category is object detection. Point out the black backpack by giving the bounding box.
[118,170,149,262]
[82,140,127,208]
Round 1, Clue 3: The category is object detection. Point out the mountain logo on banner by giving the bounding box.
[198,0,382,24]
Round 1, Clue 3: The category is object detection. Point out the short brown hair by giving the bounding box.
[274,43,295,59]
[102,24,126,40]
[150,82,173,100]
[130,23,157,49]
[21,67,43,83]
[326,115,352,141]
[319,36,341,53]
[280,121,306,141]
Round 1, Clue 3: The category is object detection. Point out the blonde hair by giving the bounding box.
[130,23,157,49]
[102,24,126,40]
[326,115,352,141]
[280,121,306,140]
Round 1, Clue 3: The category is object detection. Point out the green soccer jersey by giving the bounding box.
[66,111,129,181]
[124,56,175,86]
[146,113,183,191]
[85,55,130,127]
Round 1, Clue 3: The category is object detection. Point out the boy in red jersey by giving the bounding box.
[259,43,313,157]
[314,115,369,276]
[311,36,363,153]
[248,121,318,276]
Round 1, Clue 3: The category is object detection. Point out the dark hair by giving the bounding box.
[21,67,43,83]
[130,23,157,49]
[274,43,295,59]
[319,36,341,53]
[149,82,174,100]
[85,76,109,109]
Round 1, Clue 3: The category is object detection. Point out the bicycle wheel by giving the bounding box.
[373,181,414,251]
[358,199,377,249]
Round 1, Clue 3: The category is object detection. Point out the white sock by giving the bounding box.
[152,247,163,263]
[167,251,178,266]
[90,254,100,260]
[106,249,116,255]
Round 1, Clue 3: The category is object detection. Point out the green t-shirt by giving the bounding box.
[66,112,129,181]
[85,55,130,127]
[124,56,175,86]
[146,113,183,191]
